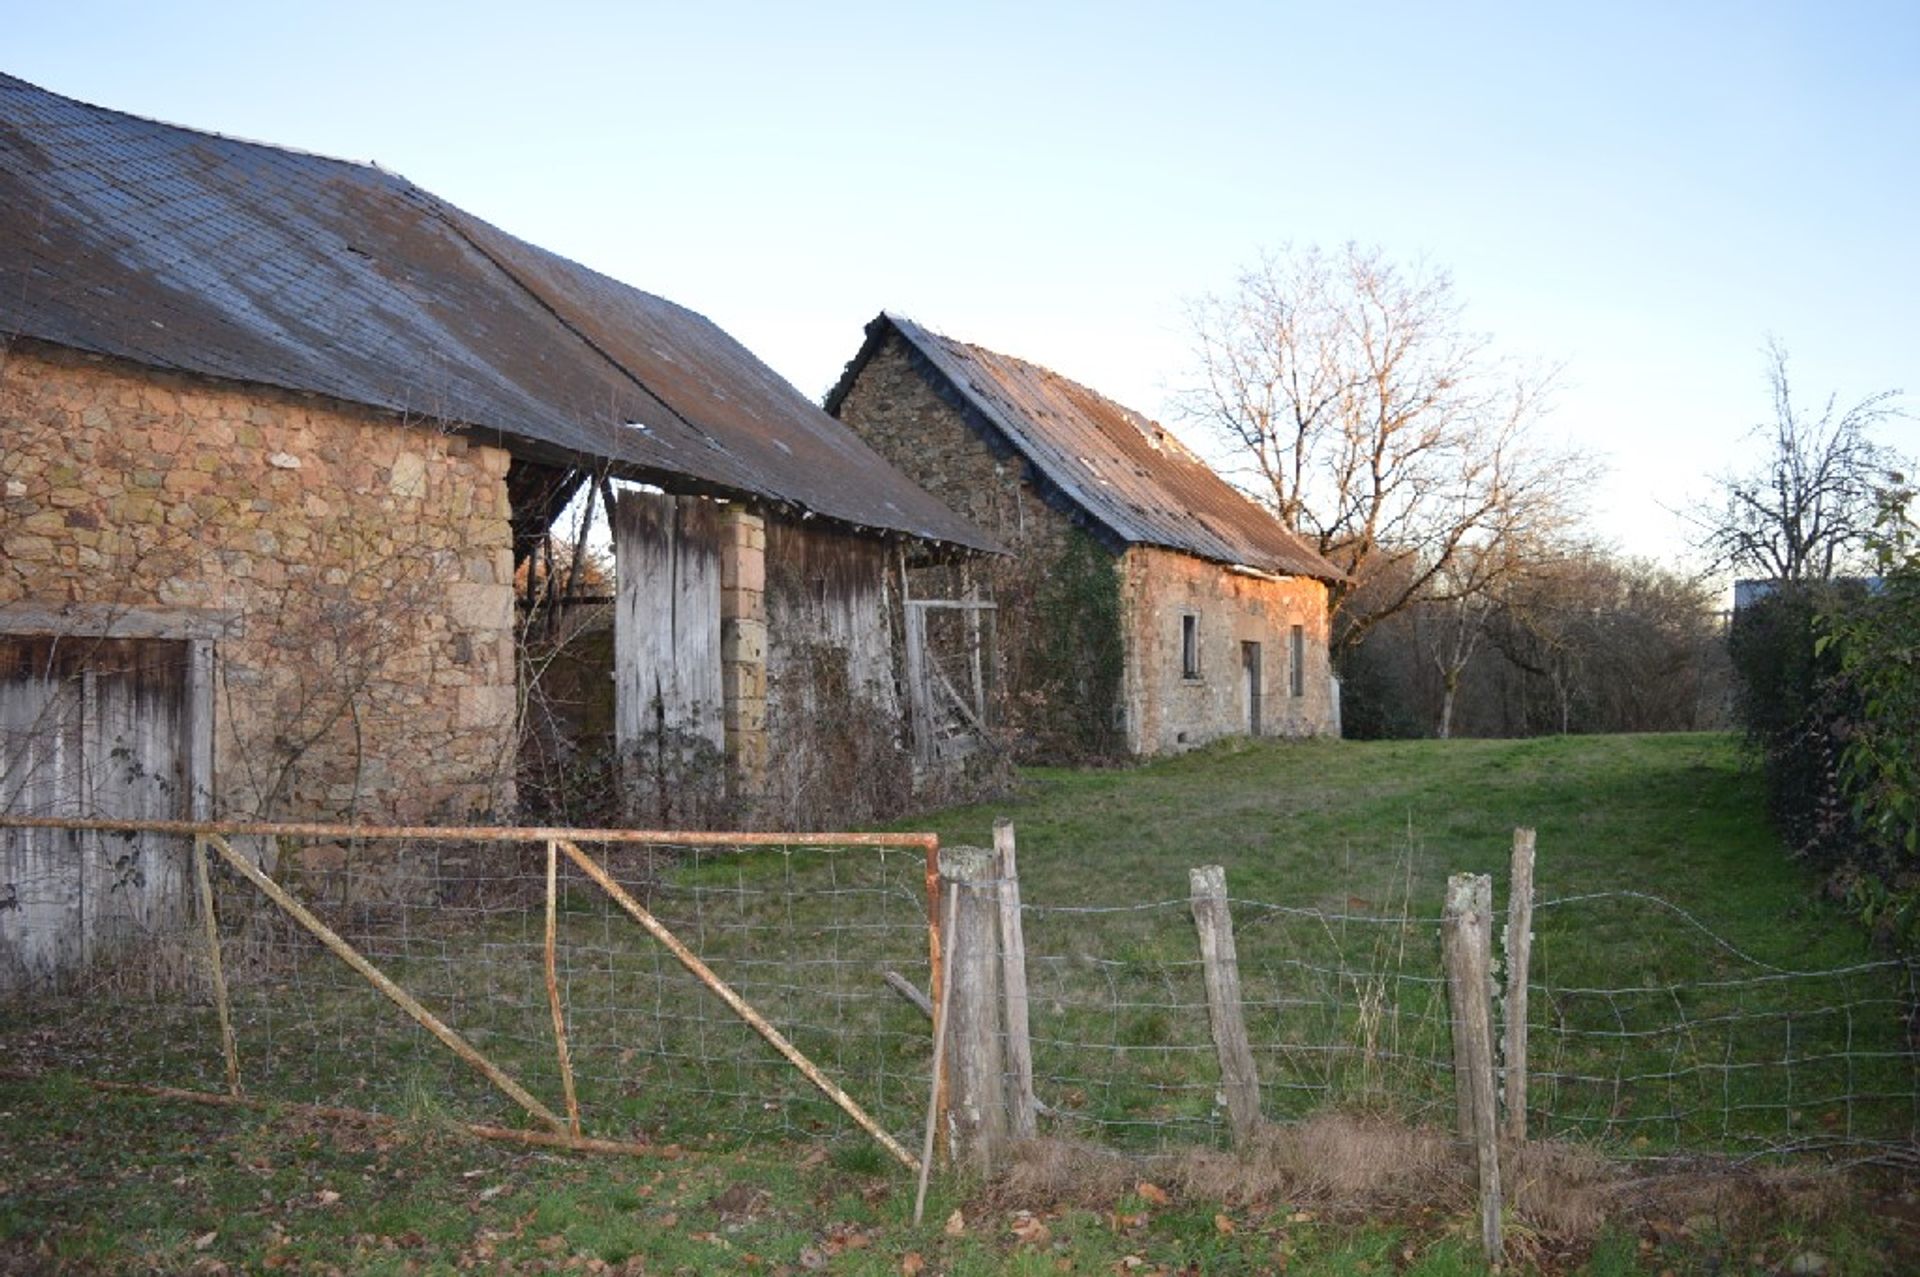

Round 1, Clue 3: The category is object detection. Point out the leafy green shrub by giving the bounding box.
[1817,489,1920,942]
[1730,484,1920,946]
[1726,584,1857,856]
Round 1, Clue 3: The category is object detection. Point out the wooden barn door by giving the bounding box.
[0,636,201,990]
[611,492,724,821]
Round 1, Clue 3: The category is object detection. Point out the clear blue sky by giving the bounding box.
[8,1,1917,566]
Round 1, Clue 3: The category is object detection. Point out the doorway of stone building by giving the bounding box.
[0,632,209,991]
[1241,640,1263,737]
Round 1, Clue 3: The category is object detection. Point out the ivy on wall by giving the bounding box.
[1026,527,1126,760]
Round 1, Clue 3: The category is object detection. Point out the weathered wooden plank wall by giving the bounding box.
[611,493,724,819]
[762,518,909,823]
[0,637,192,991]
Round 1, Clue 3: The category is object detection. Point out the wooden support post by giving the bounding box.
[939,844,1006,1175]
[1443,873,1503,1268]
[1503,828,1536,1143]
[1189,864,1262,1146]
[545,841,583,1136]
[914,883,959,1225]
[191,836,242,1097]
[993,819,1037,1139]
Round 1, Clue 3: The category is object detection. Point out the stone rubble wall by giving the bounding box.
[830,331,1114,758]
[1,342,519,826]
[1119,545,1336,753]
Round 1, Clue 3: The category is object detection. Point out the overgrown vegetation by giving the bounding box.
[1340,551,1731,740]
[1022,527,1127,760]
[1727,489,1920,947]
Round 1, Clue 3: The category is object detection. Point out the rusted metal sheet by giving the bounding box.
[0,74,998,553]
[828,314,1339,580]
[0,637,193,990]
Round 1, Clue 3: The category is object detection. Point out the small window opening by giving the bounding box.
[1181,614,1201,680]
[1290,624,1305,698]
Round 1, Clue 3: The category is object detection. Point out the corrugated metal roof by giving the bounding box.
[831,313,1341,581]
[0,75,997,553]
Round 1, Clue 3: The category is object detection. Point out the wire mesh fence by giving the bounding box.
[1525,890,1919,1161]
[1,823,939,1164]
[1005,881,1916,1164]
[3,819,1915,1169]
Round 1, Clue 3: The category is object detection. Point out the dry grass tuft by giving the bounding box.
[985,1114,1865,1251]
[1620,1162,1848,1235]
[987,1137,1137,1210]
[1504,1136,1618,1239]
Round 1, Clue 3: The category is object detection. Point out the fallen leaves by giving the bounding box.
[1009,1210,1052,1245]
[1135,1181,1170,1206]
[943,1208,966,1237]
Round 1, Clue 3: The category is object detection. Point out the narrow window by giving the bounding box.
[1181,614,1201,679]
[1289,624,1305,698]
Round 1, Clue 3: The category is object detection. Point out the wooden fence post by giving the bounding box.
[940,844,1006,1174]
[1443,872,1503,1268]
[1503,828,1536,1143]
[1189,864,1262,1146]
[191,835,242,1097]
[993,819,1037,1139]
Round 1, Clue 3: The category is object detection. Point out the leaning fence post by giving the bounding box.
[191,835,242,1098]
[940,844,1007,1174]
[1443,872,1503,1268]
[1189,864,1262,1146]
[1503,828,1536,1142]
[993,819,1037,1139]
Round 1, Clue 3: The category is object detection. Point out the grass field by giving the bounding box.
[2,732,1915,1273]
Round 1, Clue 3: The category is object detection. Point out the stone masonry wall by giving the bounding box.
[1120,545,1336,754]
[0,343,518,824]
[831,332,1123,758]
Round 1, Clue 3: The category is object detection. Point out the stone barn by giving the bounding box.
[0,76,994,988]
[828,313,1342,759]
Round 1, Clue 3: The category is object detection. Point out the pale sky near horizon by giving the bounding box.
[7,1,1917,570]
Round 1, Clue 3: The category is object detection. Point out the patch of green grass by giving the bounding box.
[4,733,1916,1272]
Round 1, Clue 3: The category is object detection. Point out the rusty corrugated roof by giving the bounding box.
[0,74,998,553]
[829,313,1340,581]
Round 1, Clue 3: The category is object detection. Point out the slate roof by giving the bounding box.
[0,75,996,553]
[827,313,1341,581]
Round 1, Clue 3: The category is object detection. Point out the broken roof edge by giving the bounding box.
[830,311,1344,584]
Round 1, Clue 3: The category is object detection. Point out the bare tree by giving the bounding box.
[1182,244,1594,655]
[1697,339,1907,583]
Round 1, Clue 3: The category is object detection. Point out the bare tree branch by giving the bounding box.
[1693,338,1909,583]
[1181,244,1595,657]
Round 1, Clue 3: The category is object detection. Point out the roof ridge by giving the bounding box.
[875,312,1342,581]
[0,71,402,181]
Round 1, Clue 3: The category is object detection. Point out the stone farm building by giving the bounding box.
[0,76,996,987]
[828,313,1342,759]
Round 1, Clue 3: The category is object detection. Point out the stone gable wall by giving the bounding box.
[831,332,1125,759]
[1119,545,1336,753]
[1,343,518,823]
[834,332,1338,758]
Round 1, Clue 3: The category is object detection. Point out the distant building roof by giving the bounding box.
[0,74,996,553]
[827,312,1341,581]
